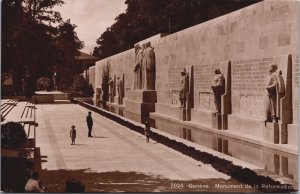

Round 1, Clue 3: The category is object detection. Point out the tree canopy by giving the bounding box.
[2,0,84,90]
[93,0,261,59]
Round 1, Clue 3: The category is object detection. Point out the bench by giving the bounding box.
[20,101,36,148]
[1,100,37,148]
[22,123,36,148]
[1,99,18,121]
[20,105,36,123]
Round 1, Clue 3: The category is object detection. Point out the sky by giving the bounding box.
[55,0,127,54]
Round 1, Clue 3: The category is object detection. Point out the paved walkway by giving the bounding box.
[35,103,255,192]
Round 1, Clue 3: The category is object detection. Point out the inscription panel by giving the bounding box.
[194,63,219,110]
[232,57,274,118]
[232,58,273,93]
[194,63,219,92]
[239,94,266,119]
[199,92,215,111]
[171,90,180,106]
[169,67,183,89]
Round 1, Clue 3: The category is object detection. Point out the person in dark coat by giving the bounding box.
[86,111,93,137]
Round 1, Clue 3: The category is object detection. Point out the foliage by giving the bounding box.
[69,74,90,97]
[1,122,27,149]
[93,0,261,59]
[2,0,84,91]
[37,77,51,91]
[101,62,111,102]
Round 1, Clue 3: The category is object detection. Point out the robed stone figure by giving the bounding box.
[134,44,143,90]
[116,76,122,97]
[211,68,225,114]
[179,69,189,108]
[142,42,155,90]
[265,64,285,123]
[108,78,114,102]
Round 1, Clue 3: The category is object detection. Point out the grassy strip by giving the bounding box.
[73,99,295,193]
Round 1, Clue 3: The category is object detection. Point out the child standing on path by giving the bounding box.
[70,125,76,145]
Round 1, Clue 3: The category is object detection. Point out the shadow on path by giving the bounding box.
[90,136,109,139]
[39,169,257,192]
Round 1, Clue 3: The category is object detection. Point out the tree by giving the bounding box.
[55,20,84,90]
[1,0,84,93]
[93,0,261,59]
[1,122,27,149]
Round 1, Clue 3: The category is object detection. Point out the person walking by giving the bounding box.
[144,121,151,143]
[86,111,93,137]
[70,125,76,145]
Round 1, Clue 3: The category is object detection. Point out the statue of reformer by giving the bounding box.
[142,42,155,90]
[265,64,285,123]
[179,68,189,108]
[211,68,225,114]
[134,44,143,90]
[116,76,121,97]
[108,77,114,102]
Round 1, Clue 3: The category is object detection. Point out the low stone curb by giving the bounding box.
[72,99,296,193]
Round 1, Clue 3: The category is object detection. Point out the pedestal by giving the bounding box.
[33,94,54,103]
[287,124,298,146]
[212,113,222,129]
[114,96,123,105]
[191,109,228,129]
[109,94,114,103]
[124,90,156,124]
[179,108,187,121]
[264,122,279,144]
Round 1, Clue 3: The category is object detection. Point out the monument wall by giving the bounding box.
[88,66,96,103]
[153,0,298,118]
[94,50,135,99]
[90,0,298,146]
[89,66,95,89]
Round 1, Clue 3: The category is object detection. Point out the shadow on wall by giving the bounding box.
[38,169,257,193]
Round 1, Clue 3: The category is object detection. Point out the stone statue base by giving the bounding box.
[287,124,298,146]
[114,96,123,105]
[106,104,124,116]
[109,94,114,103]
[264,122,280,144]
[228,115,265,137]
[228,115,289,144]
[212,113,228,130]
[191,109,228,130]
[124,90,156,124]
[154,103,191,121]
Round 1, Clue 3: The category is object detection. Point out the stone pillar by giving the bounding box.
[277,54,292,144]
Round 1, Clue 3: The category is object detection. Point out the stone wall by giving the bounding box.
[89,66,95,89]
[89,0,298,145]
[94,50,135,98]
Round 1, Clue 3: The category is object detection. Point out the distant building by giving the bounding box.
[76,51,99,72]
[75,51,99,82]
